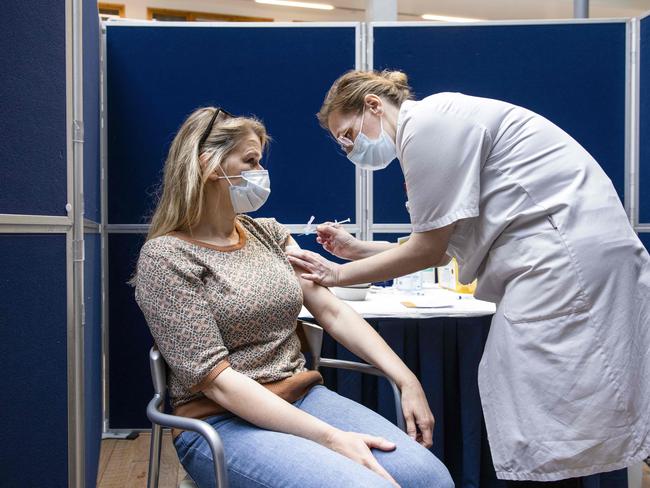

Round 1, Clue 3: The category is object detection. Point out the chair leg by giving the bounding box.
[147,422,163,488]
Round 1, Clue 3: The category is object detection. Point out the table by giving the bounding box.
[299,285,496,320]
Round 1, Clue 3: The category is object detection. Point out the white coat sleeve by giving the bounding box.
[401,109,491,232]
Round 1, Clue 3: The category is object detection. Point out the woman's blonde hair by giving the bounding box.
[146,107,269,241]
[317,69,412,129]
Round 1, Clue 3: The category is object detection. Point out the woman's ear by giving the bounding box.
[199,151,210,170]
[364,94,383,115]
[200,152,221,182]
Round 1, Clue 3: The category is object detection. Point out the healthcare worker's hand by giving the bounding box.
[324,430,400,487]
[400,380,435,448]
[286,248,341,287]
[316,222,359,260]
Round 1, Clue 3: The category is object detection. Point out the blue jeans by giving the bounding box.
[174,385,454,488]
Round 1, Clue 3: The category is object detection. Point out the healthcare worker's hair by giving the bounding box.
[146,107,269,241]
[317,69,412,129]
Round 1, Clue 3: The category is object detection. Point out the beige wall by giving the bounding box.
[105,0,650,23]
[114,0,363,22]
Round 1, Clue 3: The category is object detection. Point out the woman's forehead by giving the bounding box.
[328,110,355,135]
[234,133,262,152]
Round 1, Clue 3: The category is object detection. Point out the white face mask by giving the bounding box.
[338,107,397,171]
[218,169,271,214]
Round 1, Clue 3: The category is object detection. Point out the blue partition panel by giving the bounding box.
[108,233,151,428]
[83,0,101,223]
[0,234,68,485]
[0,1,67,216]
[372,22,627,224]
[640,15,650,223]
[106,25,357,226]
[84,232,102,486]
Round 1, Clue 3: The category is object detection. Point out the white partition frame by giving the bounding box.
[366,18,635,241]
[100,26,649,488]
[100,21,363,436]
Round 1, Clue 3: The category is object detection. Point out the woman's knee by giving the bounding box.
[383,443,455,488]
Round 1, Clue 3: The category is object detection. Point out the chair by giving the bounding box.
[146,320,406,488]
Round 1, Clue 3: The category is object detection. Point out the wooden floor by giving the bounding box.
[97,432,187,488]
[97,433,650,488]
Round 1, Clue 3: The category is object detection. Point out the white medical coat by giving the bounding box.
[396,93,650,481]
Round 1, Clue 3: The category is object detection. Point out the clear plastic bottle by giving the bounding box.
[396,271,423,293]
[394,235,423,293]
[421,267,436,288]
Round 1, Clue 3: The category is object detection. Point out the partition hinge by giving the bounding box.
[73,239,85,262]
[73,120,84,143]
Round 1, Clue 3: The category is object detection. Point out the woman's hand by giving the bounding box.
[316,223,360,260]
[399,379,435,448]
[323,429,400,487]
[286,248,341,287]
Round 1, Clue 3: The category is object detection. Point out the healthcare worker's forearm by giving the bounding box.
[352,240,398,260]
[337,236,444,286]
[203,367,339,445]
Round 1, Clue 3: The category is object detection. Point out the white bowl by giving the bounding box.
[331,284,371,301]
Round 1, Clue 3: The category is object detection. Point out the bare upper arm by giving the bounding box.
[284,236,339,322]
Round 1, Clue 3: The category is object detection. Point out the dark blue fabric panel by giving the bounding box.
[640,15,650,223]
[456,317,490,488]
[583,469,628,487]
[108,233,152,428]
[84,232,102,487]
[83,0,101,222]
[106,26,356,225]
[0,1,67,216]
[373,23,627,224]
[0,234,68,485]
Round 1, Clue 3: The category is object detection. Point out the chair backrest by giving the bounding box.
[149,346,167,397]
[150,320,323,396]
[295,320,324,370]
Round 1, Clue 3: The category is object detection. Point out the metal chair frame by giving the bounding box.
[146,320,406,488]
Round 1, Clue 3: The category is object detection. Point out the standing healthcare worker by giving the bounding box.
[287,70,650,487]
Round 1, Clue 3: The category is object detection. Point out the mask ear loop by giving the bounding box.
[216,165,236,186]
[358,105,366,138]
[360,104,386,140]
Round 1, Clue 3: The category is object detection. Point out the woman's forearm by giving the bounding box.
[305,281,418,389]
[320,302,418,388]
[203,368,337,445]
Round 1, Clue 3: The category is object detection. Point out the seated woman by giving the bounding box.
[133,107,454,488]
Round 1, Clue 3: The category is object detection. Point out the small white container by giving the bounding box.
[331,283,371,301]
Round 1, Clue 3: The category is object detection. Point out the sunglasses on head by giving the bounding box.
[199,107,234,149]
